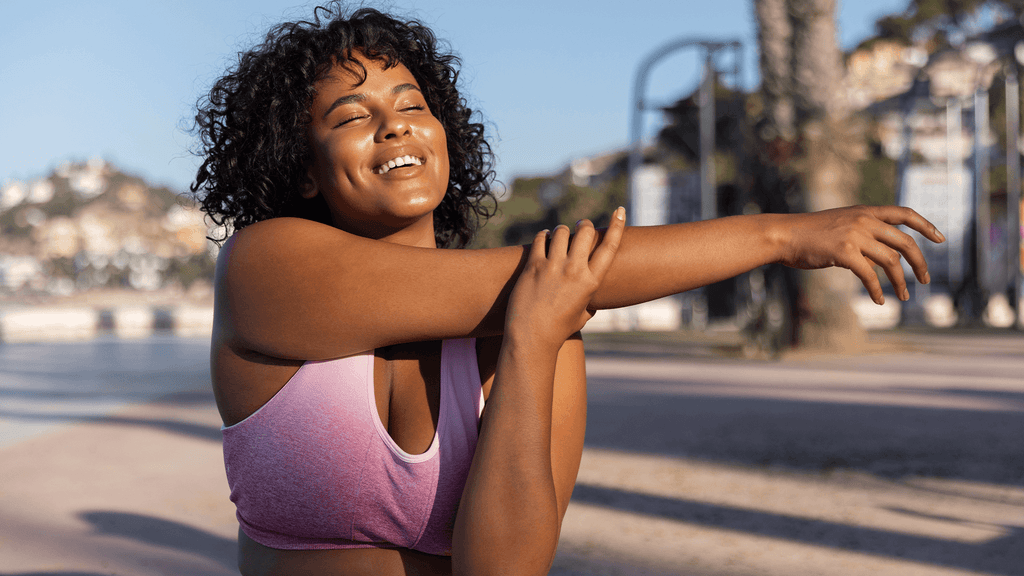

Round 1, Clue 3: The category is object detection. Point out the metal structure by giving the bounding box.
[1007,62,1023,322]
[627,38,743,225]
[898,36,1024,327]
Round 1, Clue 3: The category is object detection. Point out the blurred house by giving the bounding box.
[0,159,217,298]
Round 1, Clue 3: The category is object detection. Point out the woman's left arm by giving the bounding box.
[452,213,625,575]
[474,332,589,538]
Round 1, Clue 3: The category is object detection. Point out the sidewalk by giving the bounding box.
[1,329,1021,575]
[0,388,238,575]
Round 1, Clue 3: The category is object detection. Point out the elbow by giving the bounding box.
[452,520,559,576]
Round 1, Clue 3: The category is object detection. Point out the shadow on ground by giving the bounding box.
[0,569,115,573]
[0,512,236,576]
[586,377,1024,486]
[572,483,1024,575]
[0,409,222,442]
[80,511,236,568]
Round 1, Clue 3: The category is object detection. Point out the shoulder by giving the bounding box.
[215,217,365,289]
[220,217,341,264]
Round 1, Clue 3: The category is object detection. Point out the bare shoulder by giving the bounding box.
[214,215,523,364]
[218,217,355,280]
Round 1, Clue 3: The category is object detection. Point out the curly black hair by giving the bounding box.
[190,4,496,248]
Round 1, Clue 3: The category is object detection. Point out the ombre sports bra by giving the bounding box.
[222,338,483,555]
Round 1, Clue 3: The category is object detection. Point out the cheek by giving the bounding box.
[433,129,450,181]
[320,140,365,182]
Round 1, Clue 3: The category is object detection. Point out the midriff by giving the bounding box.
[238,529,453,576]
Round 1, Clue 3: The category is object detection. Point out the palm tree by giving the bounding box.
[754,0,867,350]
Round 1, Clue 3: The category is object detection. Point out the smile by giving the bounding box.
[374,155,424,175]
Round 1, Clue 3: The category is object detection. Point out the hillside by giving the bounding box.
[0,159,216,303]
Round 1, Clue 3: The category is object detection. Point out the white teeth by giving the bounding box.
[376,155,423,174]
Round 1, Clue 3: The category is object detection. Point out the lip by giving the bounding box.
[371,145,427,175]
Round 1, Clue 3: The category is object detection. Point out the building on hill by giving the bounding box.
[0,160,217,298]
[844,39,928,111]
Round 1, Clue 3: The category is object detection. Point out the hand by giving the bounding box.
[778,205,945,305]
[505,207,626,349]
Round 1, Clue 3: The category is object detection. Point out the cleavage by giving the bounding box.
[373,340,442,455]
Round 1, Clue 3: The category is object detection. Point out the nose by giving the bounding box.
[375,110,411,142]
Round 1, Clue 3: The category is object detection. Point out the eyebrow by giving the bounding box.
[322,83,422,120]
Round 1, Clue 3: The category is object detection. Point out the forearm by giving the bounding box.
[225,214,786,359]
[592,213,788,309]
[452,335,561,576]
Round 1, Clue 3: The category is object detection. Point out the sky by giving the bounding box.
[0,0,907,194]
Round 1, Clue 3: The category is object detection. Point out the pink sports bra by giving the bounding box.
[222,338,483,555]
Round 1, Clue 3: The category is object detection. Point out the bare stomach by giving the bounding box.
[238,529,453,576]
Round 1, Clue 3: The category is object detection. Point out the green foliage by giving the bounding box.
[873,0,1019,45]
[857,155,898,206]
[167,253,217,289]
[875,14,916,42]
[472,166,628,249]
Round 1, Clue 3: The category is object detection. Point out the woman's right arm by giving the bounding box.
[218,206,942,360]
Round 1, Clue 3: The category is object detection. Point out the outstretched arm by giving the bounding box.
[593,206,943,308]
[452,210,626,575]
[218,205,942,360]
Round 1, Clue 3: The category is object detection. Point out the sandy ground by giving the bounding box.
[1,329,1021,575]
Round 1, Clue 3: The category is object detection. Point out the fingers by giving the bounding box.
[528,229,549,262]
[529,206,626,276]
[549,224,572,259]
[588,206,626,278]
[869,205,945,244]
[847,255,887,305]
[861,207,933,284]
[568,219,597,262]
[872,225,929,284]
[862,244,909,301]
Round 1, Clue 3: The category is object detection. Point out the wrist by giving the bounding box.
[500,329,561,365]
[761,213,793,265]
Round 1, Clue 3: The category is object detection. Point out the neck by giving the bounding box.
[379,217,438,248]
[340,213,438,249]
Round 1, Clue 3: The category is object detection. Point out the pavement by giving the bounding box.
[1,329,1022,575]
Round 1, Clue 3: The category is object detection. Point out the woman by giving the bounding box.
[192,6,943,575]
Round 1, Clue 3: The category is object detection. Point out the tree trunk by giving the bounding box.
[755,0,796,141]
[755,0,867,351]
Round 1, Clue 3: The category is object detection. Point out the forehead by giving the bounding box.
[318,54,420,93]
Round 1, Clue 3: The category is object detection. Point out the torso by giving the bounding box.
[213,332,502,576]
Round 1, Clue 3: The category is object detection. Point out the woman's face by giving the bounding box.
[304,53,449,244]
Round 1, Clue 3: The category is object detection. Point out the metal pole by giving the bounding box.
[699,51,717,221]
[946,99,959,289]
[628,83,644,226]
[627,38,741,227]
[975,88,991,295]
[895,100,914,204]
[1007,66,1022,325]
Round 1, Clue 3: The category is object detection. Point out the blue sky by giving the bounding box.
[0,0,906,193]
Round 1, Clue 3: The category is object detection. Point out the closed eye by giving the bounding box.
[334,114,367,128]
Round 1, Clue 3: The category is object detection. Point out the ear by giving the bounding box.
[300,166,319,199]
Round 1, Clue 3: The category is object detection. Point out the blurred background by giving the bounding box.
[0,0,1021,348]
[1,1,1022,575]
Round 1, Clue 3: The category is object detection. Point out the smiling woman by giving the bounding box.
[189,3,943,576]
[301,56,450,244]
[191,5,495,250]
